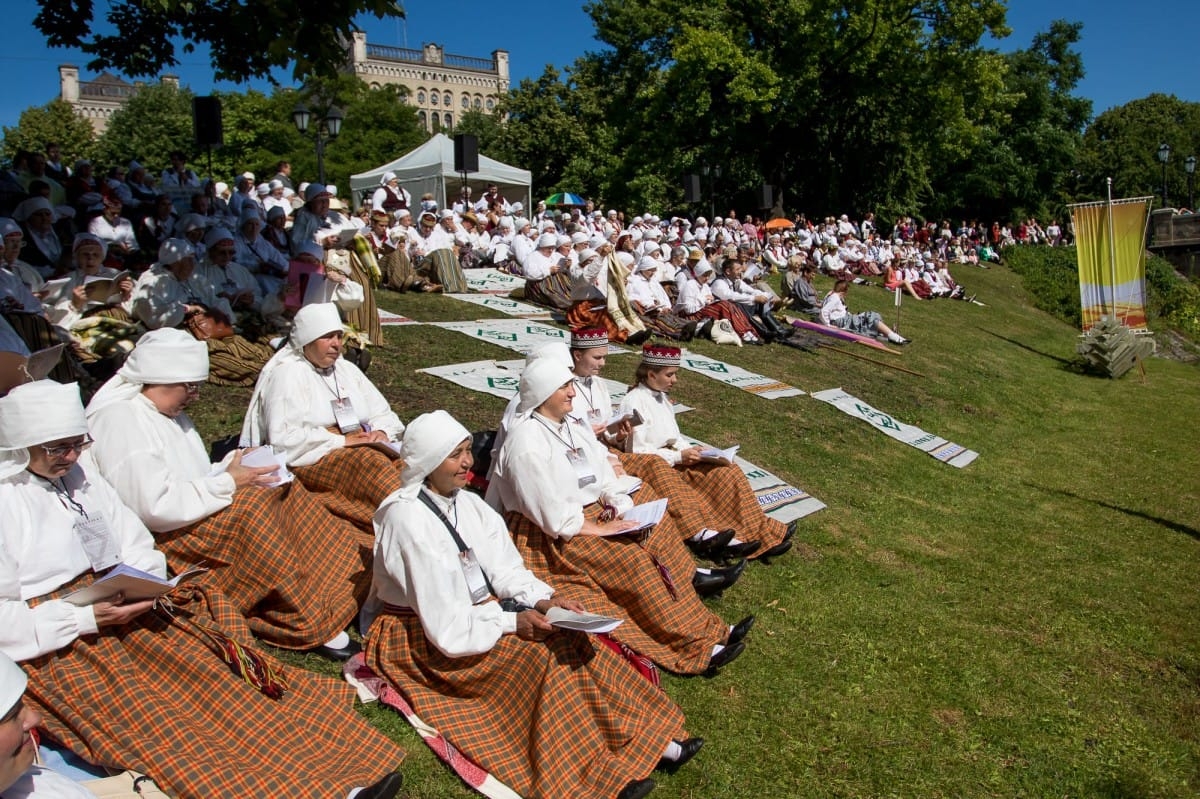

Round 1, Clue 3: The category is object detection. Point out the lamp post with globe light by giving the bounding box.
[292,104,344,186]
[1157,142,1171,207]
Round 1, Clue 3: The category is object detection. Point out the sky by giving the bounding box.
[1,0,1197,132]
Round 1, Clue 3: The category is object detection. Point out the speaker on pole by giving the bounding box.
[683,174,701,203]
[757,183,774,210]
[192,96,224,148]
[454,134,479,173]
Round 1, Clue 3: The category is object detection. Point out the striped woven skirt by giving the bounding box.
[523,272,574,312]
[155,480,374,650]
[504,495,727,675]
[422,249,468,294]
[365,607,685,799]
[682,300,760,342]
[23,579,404,798]
[293,446,405,537]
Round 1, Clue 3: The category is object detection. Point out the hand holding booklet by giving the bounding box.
[64,563,208,606]
[698,444,739,465]
[595,497,667,536]
[604,408,643,435]
[544,607,623,634]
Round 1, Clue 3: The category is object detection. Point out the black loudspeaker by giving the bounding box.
[757,183,773,209]
[683,174,701,203]
[193,96,224,148]
[454,134,479,173]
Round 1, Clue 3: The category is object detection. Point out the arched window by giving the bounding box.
[461,95,469,109]
[443,92,451,106]
[430,92,439,106]
[417,90,426,104]
[417,110,427,129]
[444,112,452,128]
[473,95,482,109]
[485,97,495,111]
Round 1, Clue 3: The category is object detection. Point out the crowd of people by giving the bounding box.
[0,139,1054,797]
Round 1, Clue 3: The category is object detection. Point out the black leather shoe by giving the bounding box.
[617,777,656,799]
[759,539,794,560]
[627,329,651,346]
[706,639,746,673]
[719,539,762,560]
[680,321,698,341]
[709,558,747,593]
[691,570,728,599]
[726,615,755,648]
[313,638,362,662]
[686,529,734,559]
[358,771,404,799]
[657,737,704,773]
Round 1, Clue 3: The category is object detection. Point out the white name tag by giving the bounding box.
[459,549,490,604]
[330,397,362,435]
[75,515,121,573]
[567,447,596,488]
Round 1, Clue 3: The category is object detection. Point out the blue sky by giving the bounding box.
[1,0,1196,132]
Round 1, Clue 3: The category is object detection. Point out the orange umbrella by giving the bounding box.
[763,218,795,230]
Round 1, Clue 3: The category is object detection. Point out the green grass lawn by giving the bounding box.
[189,264,1200,799]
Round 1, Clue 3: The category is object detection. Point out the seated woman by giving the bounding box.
[241,302,406,533]
[619,343,794,560]
[565,238,649,345]
[85,329,373,658]
[0,380,405,799]
[488,357,752,675]
[365,411,697,799]
[673,261,762,344]
[522,232,575,312]
[627,257,698,341]
[781,255,821,315]
[820,279,910,345]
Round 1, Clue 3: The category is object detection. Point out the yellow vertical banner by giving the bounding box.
[1070,199,1150,330]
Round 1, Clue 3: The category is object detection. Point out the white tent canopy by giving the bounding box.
[349,133,531,211]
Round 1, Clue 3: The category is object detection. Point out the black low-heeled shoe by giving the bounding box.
[691,570,727,599]
[706,639,746,673]
[313,638,362,662]
[726,614,755,647]
[657,737,705,773]
[358,771,404,799]
[617,777,656,799]
[686,528,734,559]
[719,539,762,560]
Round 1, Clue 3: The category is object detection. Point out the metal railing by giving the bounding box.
[366,44,498,73]
[79,81,135,99]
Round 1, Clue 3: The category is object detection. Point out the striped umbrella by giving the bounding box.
[544,192,587,207]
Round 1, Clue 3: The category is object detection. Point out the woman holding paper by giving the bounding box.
[619,344,794,561]
[366,410,695,799]
[0,379,406,799]
[85,328,373,659]
[489,357,751,676]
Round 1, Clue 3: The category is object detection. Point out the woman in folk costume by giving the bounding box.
[672,260,762,344]
[568,330,786,569]
[0,380,405,799]
[488,358,753,675]
[565,234,649,345]
[241,302,406,536]
[522,232,575,312]
[618,343,795,561]
[410,210,467,294]
[365,411,699,799]
[84,329,372,659]
[626,257,698,341]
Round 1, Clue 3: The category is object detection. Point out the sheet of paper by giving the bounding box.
[240,445,293,486]
[617,497,667,533]
[699,444,739,464]
[544,607,623,634]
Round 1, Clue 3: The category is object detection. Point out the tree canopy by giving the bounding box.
[0,101,96,165]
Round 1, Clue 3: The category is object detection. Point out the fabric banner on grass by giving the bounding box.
[377,307,420,326]
[1069,198,1152,330]
[811,387,978,468]
[345,653,520,799]
[465,268,526,295]
[494,359,693,414]
[446,293,555,319]
[430,319,628,356]
[419,358,692,414]
[679,436,825,523]
[679,349,804,399]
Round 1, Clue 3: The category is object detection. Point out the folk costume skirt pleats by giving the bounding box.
[504,496,726,675]
[522,272,574,312]
[565,300,624,342]
[292,446,405,537]
[24,579,404,799]
[424,249,468,294]
[154,480,373,650]
[365,608,684,799]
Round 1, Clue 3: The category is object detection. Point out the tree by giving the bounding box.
[33,0,405,84]
[1074,94,1200,208]
[93,83,195,175]
[0,100,96,166]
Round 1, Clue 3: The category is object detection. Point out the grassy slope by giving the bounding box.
[189,266,1200,799]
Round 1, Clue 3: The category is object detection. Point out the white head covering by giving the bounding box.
[395,410,471,500]
[12,196,55,224]
[86,329,209,419]
[255,183,270,197]
[517,358,572,415]
[291,302,342,348]
[304,183,331,203]
[158,238,194,266]
[203,227,235,247]
[239,206,263,226]
[72,232,108,259]
[295,241,324,262]
[0,380,87,480]
[634,256,659,274]
[0,651,26,716]
[535,233,556,249]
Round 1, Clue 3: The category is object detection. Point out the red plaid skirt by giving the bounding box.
[24,578,404,797]
[675,461,788,554]
[504,497,727,675]
[293,446,405,536]
[156,480,373,649]
[365,608,685,798]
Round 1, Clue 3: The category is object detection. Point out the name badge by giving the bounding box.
[330,397,362,435]
[566,447,596,488]
[586,408,604,425]
[459,549,490,604]
[75,515,122,573]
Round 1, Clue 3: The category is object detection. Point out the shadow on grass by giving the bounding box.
[978,327,1089,372]
[1030,483,1200,543]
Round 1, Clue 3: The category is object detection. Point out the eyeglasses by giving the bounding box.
[41,436,93,458]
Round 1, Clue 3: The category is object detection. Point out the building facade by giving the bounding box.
[343,32,509,132]
[58,65,179,134]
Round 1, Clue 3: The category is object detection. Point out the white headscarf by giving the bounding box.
[517,358,573,416]
[394,410,471,500]
[0,380,88,480]
[0,651,26,717]
[86,329,209,418]
[490,342,574,479]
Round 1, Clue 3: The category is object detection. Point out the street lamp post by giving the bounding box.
[292,103,344,186]
[1185,155,1196,210]
[701,164,722,220]
[1157,142,1171,207]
